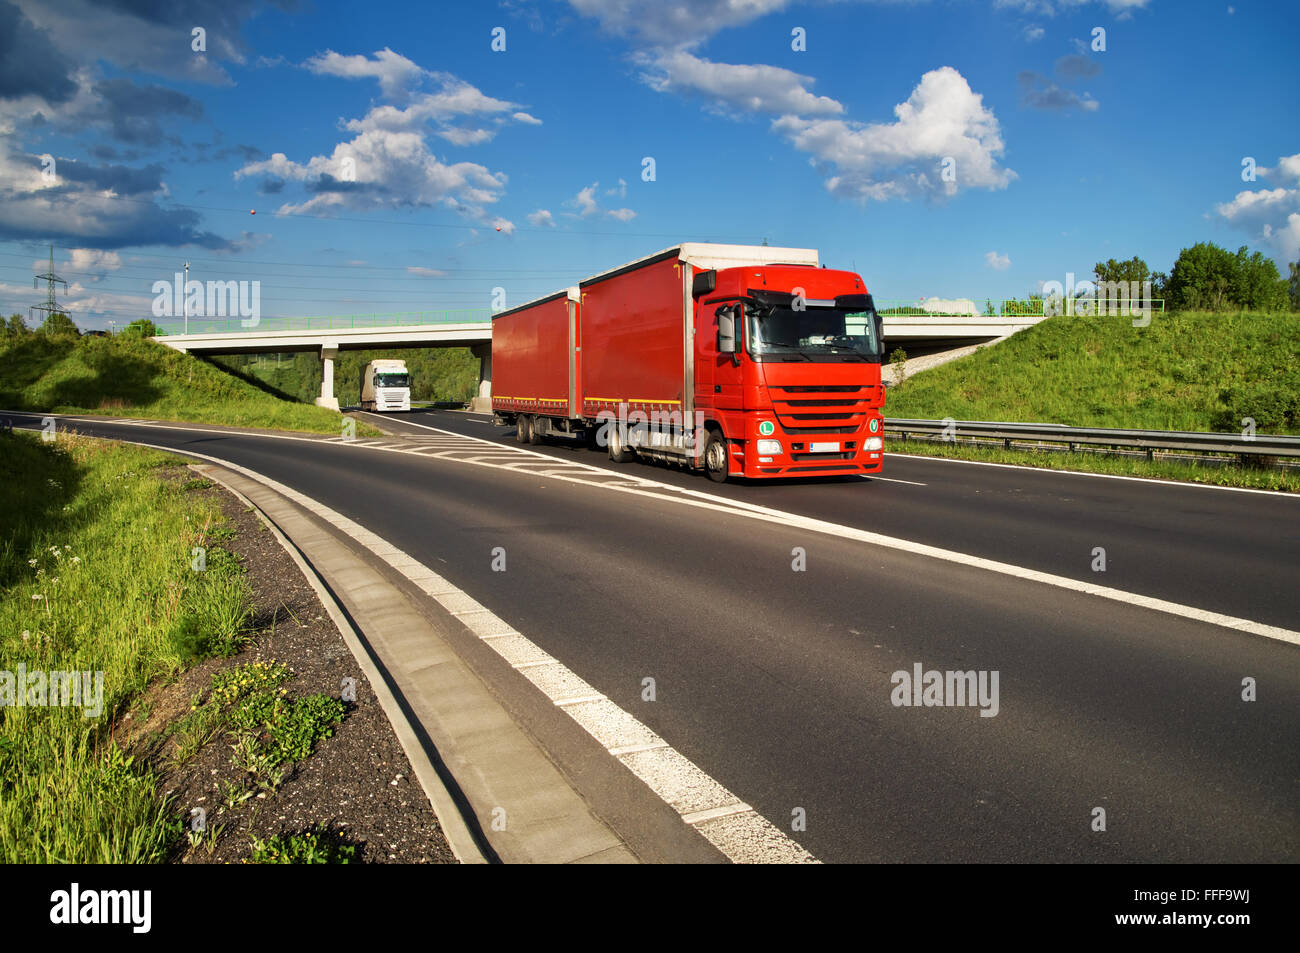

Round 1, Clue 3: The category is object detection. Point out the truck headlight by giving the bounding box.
[756,439,782,455]
[865,436,883,451]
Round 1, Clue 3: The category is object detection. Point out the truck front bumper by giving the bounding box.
[733,414,885,478]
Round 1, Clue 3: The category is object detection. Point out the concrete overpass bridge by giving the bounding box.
[154,305,1049,411]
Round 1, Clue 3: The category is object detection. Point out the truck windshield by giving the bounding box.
[744,293,881,362]
[376,373,409,388]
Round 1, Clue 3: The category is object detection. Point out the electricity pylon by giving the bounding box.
[30,243,68,328]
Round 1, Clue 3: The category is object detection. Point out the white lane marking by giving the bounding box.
[347,422,1300,647]
[26,413,1300,646]
[118,435,818,864]
[888,451,1300,498]
[864,475,928,486]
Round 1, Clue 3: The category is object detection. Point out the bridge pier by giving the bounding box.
[315,344,340,411]
[470,342,492,413]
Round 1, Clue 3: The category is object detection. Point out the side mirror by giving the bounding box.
[716,306,736,353]
[873,312,884,355]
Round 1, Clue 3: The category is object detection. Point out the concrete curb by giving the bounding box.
[190,462,640,864]
[193,464,489,864]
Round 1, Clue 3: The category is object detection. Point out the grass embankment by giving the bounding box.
[886,310,1300,434]
[883,310,1299,490]
[0,430,250,861]
[0,334,379,435]
[0,431,349,862]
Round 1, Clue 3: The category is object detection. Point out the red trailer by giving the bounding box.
[492,243,886,481]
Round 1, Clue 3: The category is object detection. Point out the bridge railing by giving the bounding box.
[875,299,1165,318]
[149,298,1168,334]
[153,309,494,336]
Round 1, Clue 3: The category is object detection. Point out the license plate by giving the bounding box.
[810,441,840,453]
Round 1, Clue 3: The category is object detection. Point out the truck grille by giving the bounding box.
[770,384,878,434]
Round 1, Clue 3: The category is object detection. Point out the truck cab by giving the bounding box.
[692,264,885,479]
[360,359,411,412]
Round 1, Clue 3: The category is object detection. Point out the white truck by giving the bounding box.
[360,359,411,412]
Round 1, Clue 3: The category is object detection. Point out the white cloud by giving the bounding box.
[305,48,425,100]
[236,132,509,218]
[565,181,637,220]
[235,66,538,219]
[1213,153,1300,263]
[340,74,535,146]
[1257,153,1300,182]
[67,248,122,275]
[572,182,600,216]
[567,0,793,48]
[1023,25,1045,41]
[640,50,843,116]
[985,250,1011,270]
[772,67,1016,202]
[491,217,516,234]
[406,266,447,277]
[995,0,1148,15]
[1216,187,1293,222]
[527,209,555,227]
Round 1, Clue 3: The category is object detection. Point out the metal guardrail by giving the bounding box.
[883,418,1300,459]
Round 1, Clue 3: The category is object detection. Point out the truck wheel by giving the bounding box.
[703,428,729,483]
[529,416,545,445]
[607,420,634,463]
[516,415,531,443]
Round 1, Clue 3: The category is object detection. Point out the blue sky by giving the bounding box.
[2,0,1298,328]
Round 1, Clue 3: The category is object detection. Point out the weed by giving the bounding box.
[248,828,356,864]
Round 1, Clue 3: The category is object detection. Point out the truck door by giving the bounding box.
[709,301,744,414]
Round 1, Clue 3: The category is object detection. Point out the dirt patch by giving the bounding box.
[123,471,456,864]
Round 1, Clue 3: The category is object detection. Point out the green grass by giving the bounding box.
[887,438,1300,492]
[0,334,380,435]
[0,429,252,862]
[884,310,1300,434]
[248,827,355,864]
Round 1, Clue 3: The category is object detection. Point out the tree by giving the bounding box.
[1230,246,1289,312]
[1288,249,1300,312]
[1094,256,1155,288]
[1163,243,1234,311]
[1163,242,1289,311]
[38,312,79,338]
[122,318,159,337]
[2,313,32,340]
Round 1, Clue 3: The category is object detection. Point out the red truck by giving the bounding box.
[491,243,885,482]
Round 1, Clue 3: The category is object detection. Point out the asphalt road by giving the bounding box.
[10,409,1299,863]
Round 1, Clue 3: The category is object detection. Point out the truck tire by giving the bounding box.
[529,415,545,445]
[704,428,729,483]
[607,419,634,463]
[516,415,531,443]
